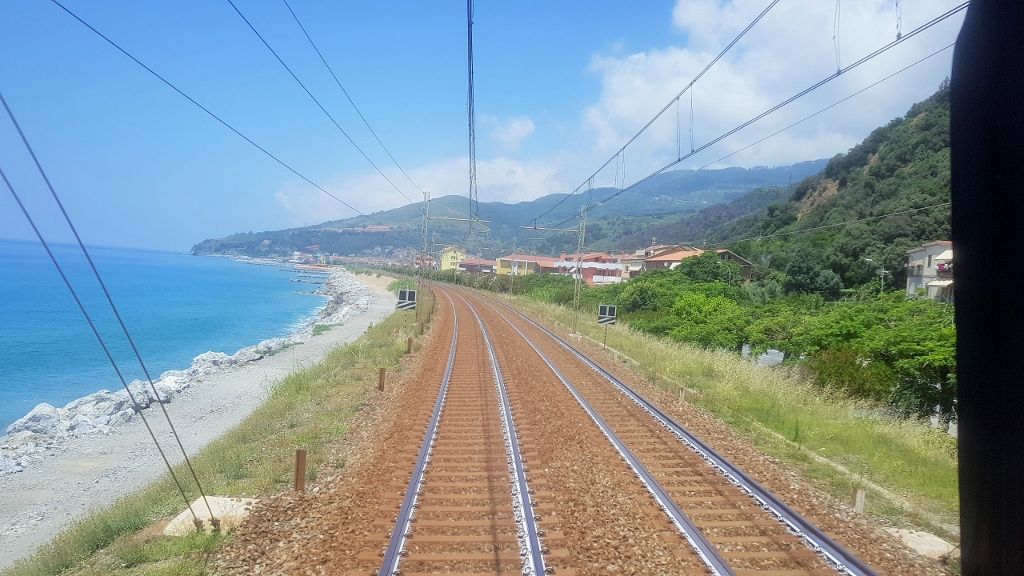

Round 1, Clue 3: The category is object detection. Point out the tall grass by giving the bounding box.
[505,294,959,536]
[3,288,434,576]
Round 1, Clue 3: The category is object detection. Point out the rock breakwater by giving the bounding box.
[0,267,374,475]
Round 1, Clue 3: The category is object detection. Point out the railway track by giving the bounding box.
[376,291,548,576]
[218,284,945,575]
[216,283,915,575]
[446,286,876,576]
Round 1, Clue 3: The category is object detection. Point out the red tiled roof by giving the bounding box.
[559,252,616,261]
[499,254,559,264]
[461,258,496,266]
[645,248,704,262]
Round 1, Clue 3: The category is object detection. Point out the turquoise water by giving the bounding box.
[0,240,326,430]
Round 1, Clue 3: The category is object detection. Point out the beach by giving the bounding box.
[0,268,396,568]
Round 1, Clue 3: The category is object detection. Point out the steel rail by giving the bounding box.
[452,289,547,576]
[466,290,734,576]
[484,292,876,576]
[378,291,459,576]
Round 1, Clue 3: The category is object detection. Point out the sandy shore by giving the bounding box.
[0,271,396,569]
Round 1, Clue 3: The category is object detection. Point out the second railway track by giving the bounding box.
[450,285,875,576]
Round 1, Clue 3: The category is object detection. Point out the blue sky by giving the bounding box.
[1,1,964,251]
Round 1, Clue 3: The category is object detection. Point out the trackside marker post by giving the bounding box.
[378,367,385,391]
[597,304,617,348]
[294,448,307,492]
[407,337,413,353]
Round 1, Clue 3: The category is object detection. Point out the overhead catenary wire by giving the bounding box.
[578,2,967,220]
[566,40,957,237]
[693,41,955,175]
[0,166,205,530]
[535,39,954,234]
[280,0,427,197]
[225,0,416,206]
[833,0,843,72]
[49,0,368,218]
[0,90,218,525]
[528,0,782,226]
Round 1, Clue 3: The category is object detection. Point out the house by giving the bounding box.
[495,254,559,276]
[620,245,673,278]
[643,245,705,270]
[413,253,435,269]
[642,245,753,281]
[555,252,624,286]
[459,258,496,274]
[906,241,953,300]
[439,246,466,272]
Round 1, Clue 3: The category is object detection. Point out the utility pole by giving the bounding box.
[571,200,588,335]
[863,258,888,295]
[509,235,517,296]
[416,189,430,321]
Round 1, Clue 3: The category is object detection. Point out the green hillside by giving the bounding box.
[189,162,825,257]
[714,81,952,293]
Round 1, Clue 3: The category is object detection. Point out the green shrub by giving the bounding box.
[807,347,896,401]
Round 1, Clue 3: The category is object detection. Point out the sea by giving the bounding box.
[0,239,327,431]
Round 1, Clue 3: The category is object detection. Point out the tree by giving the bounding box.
[618,281,659,312]
[783,249,844,298]
[668,292,751,351]
[676,251,744,285]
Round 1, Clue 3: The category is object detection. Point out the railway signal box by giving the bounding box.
[598,304,617,325]
[397,289,417,310]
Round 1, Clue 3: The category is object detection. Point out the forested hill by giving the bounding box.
[703,82,952,294]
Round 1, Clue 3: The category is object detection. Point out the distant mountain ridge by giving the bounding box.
[190,160,827,257]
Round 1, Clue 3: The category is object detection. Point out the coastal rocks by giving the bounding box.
[0,453,22,475]
[0,432,45,475]
[0,267,376,476]
[5,404,63,436]
[64,391,131,419]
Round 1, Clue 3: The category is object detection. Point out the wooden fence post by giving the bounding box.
[294,448,307,492]
[854,489,866,513]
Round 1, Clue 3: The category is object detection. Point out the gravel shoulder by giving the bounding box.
[0,271,396,569]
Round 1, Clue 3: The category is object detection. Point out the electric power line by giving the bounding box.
[2,165,205,527]
[225,0,416,206]
[535,39,954,234]
[587,2,967,216]
[625,41,959,220]
[49,0,367,218]
[0,90,218,526]
[281,0,427,197]
[529,0,782,226]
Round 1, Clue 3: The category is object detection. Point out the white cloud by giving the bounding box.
[488,116,536,152]
[276,1,964,225]
[582,0,964,174]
